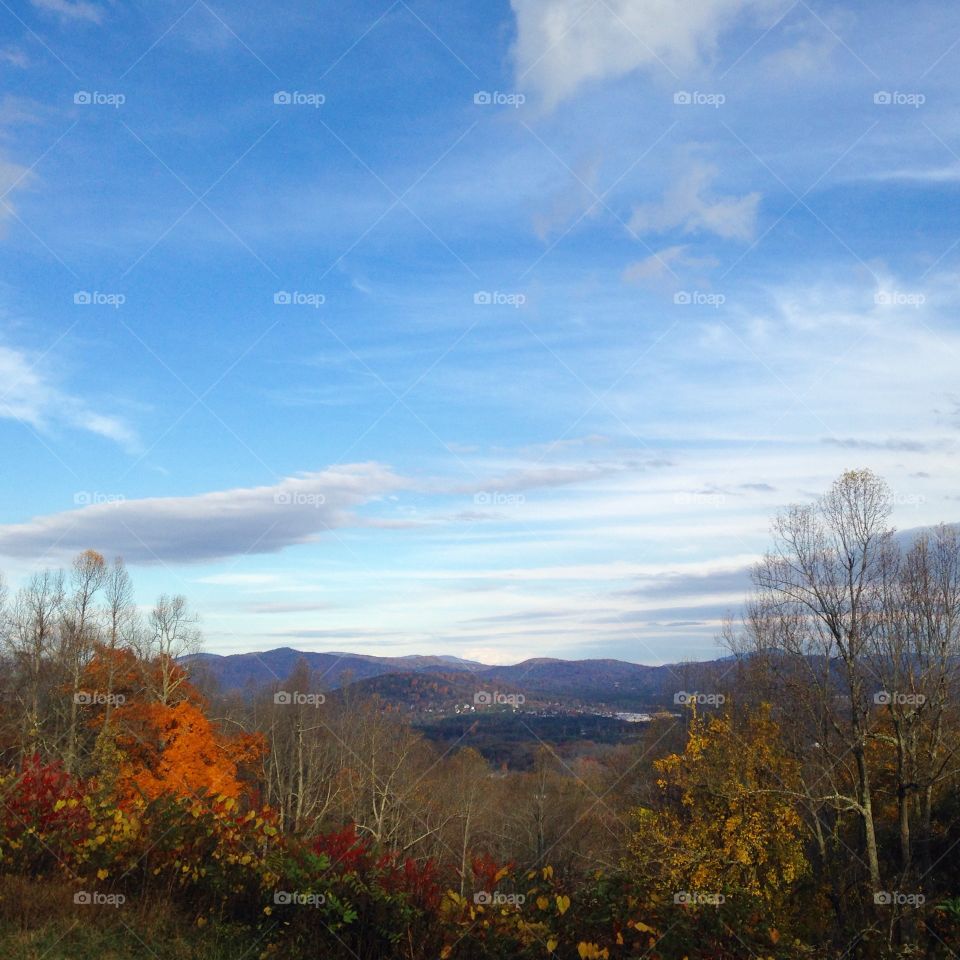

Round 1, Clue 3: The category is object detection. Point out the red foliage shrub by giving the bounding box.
[312,824,441,910]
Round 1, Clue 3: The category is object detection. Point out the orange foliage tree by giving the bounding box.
[82,646,264,803]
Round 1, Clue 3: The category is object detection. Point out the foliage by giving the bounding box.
[5,518,960,959]
[627,703,809,919]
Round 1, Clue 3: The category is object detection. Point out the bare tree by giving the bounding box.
[96,557,140,743]
[144,594,201,705]
[61,551,107,772]
[745,469,893,890]
[260,660,345,834]
[872,525,960,877]
[3,569,66,760]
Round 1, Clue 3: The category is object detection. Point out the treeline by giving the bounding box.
[737,470,960,914]
[1,470,960,958]
[0,551,204,773]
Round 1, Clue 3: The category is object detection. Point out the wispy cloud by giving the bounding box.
[0,343,139,449]
[629,160,761,242]
[822,437,956,454]
[0,48,29,69]
[620,562,754,602]
[0,158,35,232]
[623,244,720,284]
[30,0,103,24]
[511,0,778,109]
[448,458,662,495]
[245,601,333,614]
[532,155,602,240]
[863,163,960,184]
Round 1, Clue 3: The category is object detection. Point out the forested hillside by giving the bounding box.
[2,472,960,958]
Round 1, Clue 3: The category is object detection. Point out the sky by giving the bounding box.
[1,0,959,665]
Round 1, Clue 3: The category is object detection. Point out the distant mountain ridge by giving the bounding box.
[183,647,728,709]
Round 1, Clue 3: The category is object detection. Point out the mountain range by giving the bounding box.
[184,647,731,710]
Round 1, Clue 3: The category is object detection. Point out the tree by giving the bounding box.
[744,469,893,890]
[4,569,65,759]
[113,697,263,802]
[97,558,139,738]
[143,594,201,706]
[626,704,808,912]
[61,550,107,773]
[871,524,960,877]
[259,659,344,834]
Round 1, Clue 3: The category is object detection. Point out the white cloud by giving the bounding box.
[0,48,29,69]
[448,459,656,495]
[0,343,139,449]
[864,163,960,184]
[197,573,283,586]
[629,160,760,241]
[760,17,841,76]
[532,155,602,239]
[510,0,780,109]
[622,243,720,283]
[0,98,45,232]
[30,0,103,23]
[0,464,410,563]
[0,158,35,232]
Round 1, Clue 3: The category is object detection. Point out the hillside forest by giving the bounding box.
[2,470,960,958]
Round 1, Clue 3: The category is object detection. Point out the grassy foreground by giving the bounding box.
[0,878,258,960]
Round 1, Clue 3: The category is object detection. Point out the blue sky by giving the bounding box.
[1,0,960,664]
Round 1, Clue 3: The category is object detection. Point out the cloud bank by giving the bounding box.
[0,464,409,563]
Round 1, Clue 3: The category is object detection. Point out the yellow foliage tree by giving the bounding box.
[627,704,808,909]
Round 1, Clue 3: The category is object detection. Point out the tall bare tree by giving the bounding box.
[144,594,201,706]
[745,469,893,890]
[61,550,107,772]
[4,569,65,759]
[872,525,960,877]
